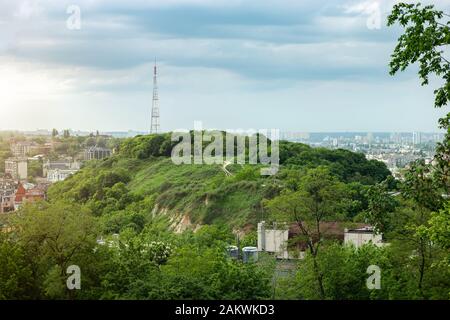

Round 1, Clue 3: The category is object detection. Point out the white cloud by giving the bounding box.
[0,0,448,131]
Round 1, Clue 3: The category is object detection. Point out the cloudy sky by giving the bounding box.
[0,0,449,132]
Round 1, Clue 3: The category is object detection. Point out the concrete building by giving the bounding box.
[344,227,383,248]
[257,221,290,259]
[5,158,28,180]
[257,221,384,259]
[84,146,112,161]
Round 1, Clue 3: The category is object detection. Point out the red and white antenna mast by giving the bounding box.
[150,58,160,134]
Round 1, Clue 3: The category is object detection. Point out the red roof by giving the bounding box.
[15,183,26,202]
[288,221,370,251]
[15,183,44,204]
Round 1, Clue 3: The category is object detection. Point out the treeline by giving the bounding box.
[1,197,449,299]
[120,132,390,185]
[0,205,272,299]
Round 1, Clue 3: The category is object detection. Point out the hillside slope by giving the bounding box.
[47,134,391,232]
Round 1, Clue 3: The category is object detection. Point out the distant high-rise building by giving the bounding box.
[10,141,33,157]
[150,59,160,134]
[412,132,422,145]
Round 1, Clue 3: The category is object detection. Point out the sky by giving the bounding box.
[0,0,449,133]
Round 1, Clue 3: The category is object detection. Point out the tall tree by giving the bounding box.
[265,167,348,299]
[388,2,450,193]
[394,160,444,297]
[364,181,398,234]
[388,3,450,297]
[14,201,98,299]
[51,128,59,138]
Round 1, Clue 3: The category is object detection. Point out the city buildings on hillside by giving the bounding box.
[14,182,45,210]
[0,177,45,213]
[5,157,28,180]
[84,146,112,160]
[0,174,17,214]
[280,131,443,178]
[10,141,52,157]
[257,221,384,259]
[0,190,15,213]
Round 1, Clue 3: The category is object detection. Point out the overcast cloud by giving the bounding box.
[0,0,449,132]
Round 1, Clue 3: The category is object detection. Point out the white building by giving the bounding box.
[257,221,290,259]
[43,159,80,182]
[47,168,79,182]
[344,227,384,248]
[43,159,80,177]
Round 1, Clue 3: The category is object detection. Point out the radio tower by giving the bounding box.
[150,59,160,134]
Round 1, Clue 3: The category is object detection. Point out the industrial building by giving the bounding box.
[257,221,384,259]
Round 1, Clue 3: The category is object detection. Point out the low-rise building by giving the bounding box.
[344,227,384,248]
[84,146,112,161]
[47,168,79,182]
[257,221,384,259]
[257,222,290,259]
[43,159,80,182]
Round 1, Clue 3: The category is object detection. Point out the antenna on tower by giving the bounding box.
[150,58,160,134]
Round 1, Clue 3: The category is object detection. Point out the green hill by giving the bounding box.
[47,133,391,233]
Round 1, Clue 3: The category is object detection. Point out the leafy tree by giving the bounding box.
[402,159,444,212]
[0,235,35,299]
[388,3,450,298]
[396,160,444,297]
[388,2,450,196]
[14,201,98,299]
[100,228,168,299]
[28,159,43,179]
[434,115,450,195]
[364,181,399,234]
[295,244,387,300]
[388,3,450,109]
[160,245,271,300]
[428,204,450,250]
[264,167,349,299]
